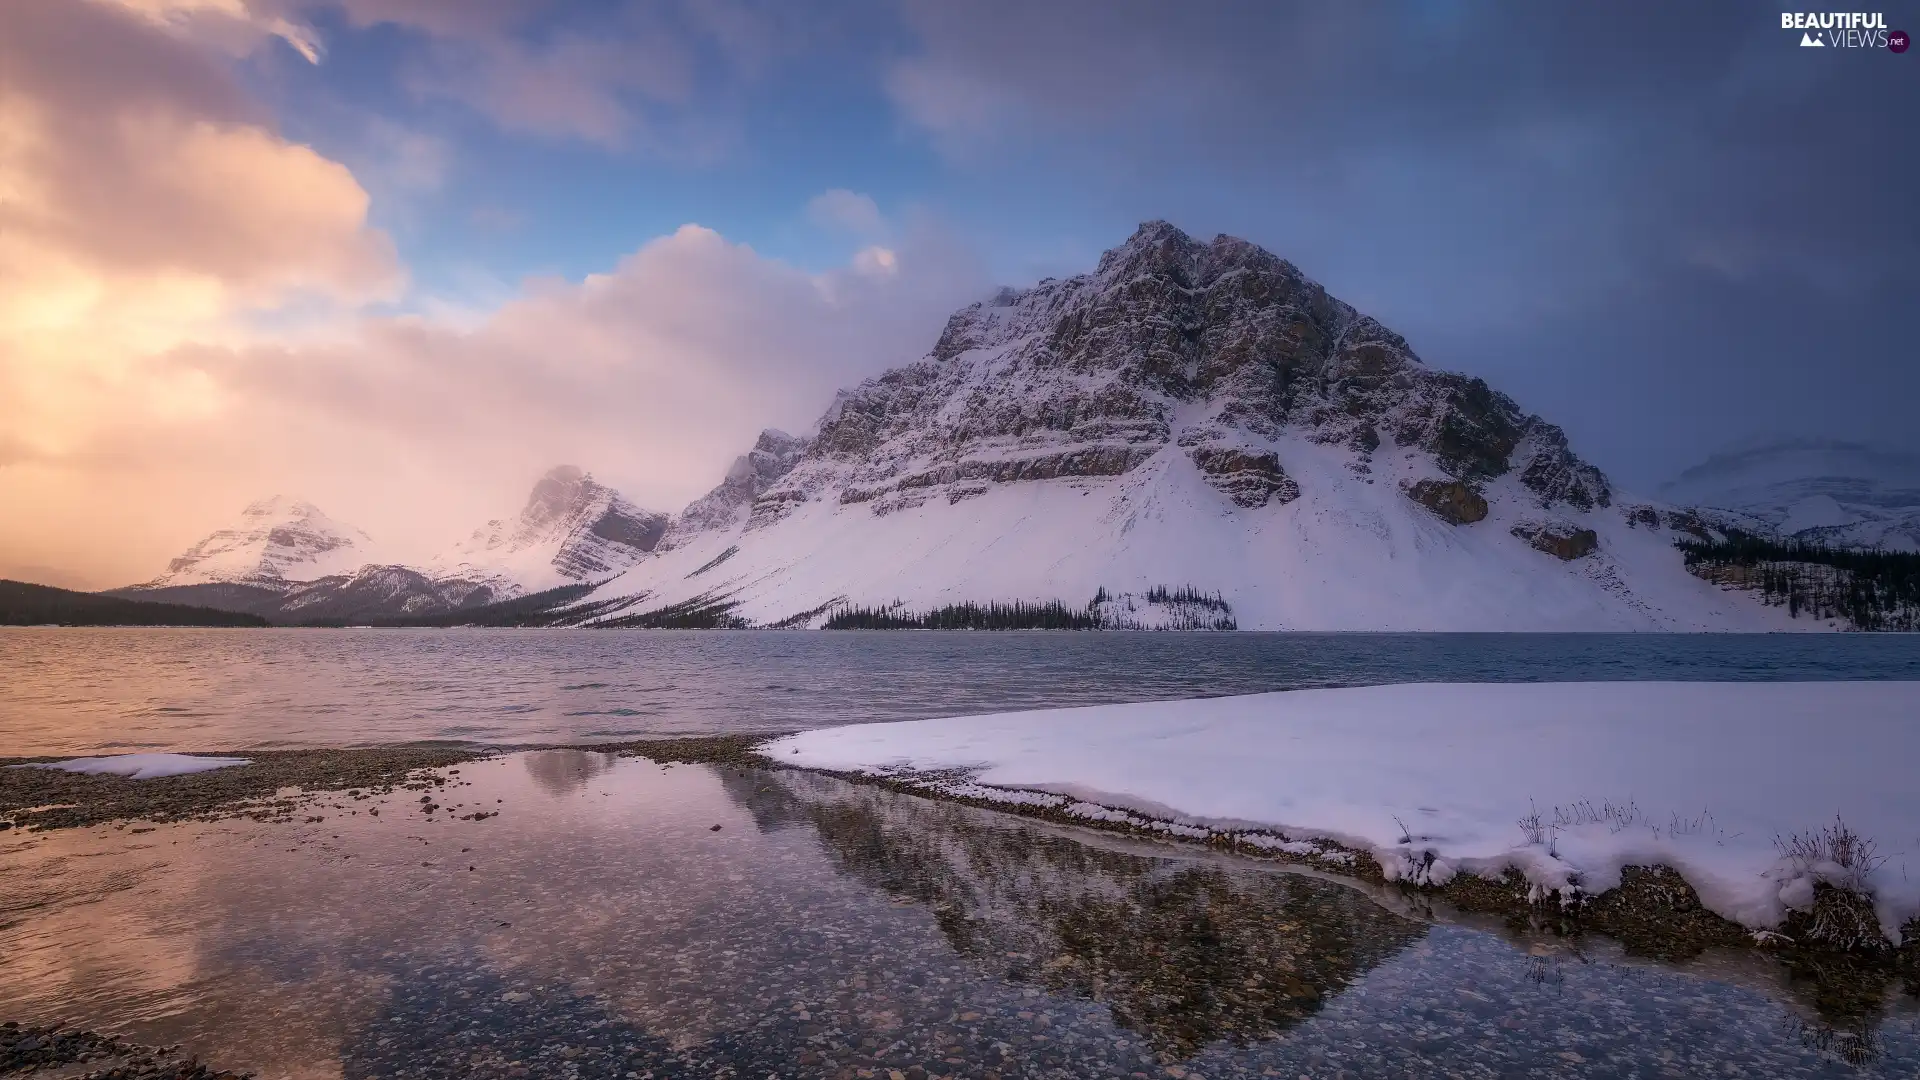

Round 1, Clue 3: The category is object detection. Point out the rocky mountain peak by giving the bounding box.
[146,497,373,588]
[518,465,600,536]
[445,465,667,587]
[538,221,1825,633]
[240,495,327,521]
[1091,220,1296,293]
[746,222,1610,530]
[664,430,812,546]
[755,428,806,456]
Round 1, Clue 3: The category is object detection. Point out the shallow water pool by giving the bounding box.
[3,751,1916,1078]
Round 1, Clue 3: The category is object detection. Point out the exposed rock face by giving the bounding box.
[117,571,496,623]
[446,465,667,585]
[1515,426,1611,510]
[842,446,1158,505]
[672,220,1610,537]
[1189,447,1300,508]
[278,566,497,622]
[1511,522,1599,560]
[665,430,811,544]
[1621,504,1721,541]
[1405,479,1489,525]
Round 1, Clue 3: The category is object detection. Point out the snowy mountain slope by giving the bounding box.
[113,470,665,622]
[137,496,375,589]
[1660,439,1920,551]
[435,465,669,595]
[113,496,503,621]
[565,222,1808,631]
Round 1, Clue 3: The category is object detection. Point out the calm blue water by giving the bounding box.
[3,628,1916,755]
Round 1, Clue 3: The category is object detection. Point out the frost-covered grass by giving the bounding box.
[769,681,1920,945]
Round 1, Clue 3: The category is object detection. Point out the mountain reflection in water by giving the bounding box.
[1,754,1915,1079]
[737,768,1425,1055]
[521,748,618,796]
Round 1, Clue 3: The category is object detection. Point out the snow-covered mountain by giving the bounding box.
[1660,439,1920,552]
[657,431,808,550]
[113,469,666,622]
[112,497,498,621]
[559,222,1804,632]
[435,465,669,595]
[142,496,375,588]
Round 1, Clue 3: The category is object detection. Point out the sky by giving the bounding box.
[1,0,1914,589]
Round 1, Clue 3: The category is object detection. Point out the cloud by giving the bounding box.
[881,0,1920,483]
[0,2,397,298]
[807,188,886,236]
[404,24,697,148]
[328,0,817,153]
[0,0,400,584]
[3,201,984,585]
[99,0,326,62]
[190,220,981,527]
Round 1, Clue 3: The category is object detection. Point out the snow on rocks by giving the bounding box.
[11,753,252,779]
[435,465,669,594]
[571,223,1817,632]
[138,497,373,588]
[769,681,1920,941]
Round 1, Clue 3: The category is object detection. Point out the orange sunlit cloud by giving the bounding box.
[0,0,982,589]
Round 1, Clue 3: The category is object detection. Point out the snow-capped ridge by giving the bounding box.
[660,430,811,548]
[1661,438,1920,551]
[121,466,666,621]
[567,221,1807,631]
[436,465,669,593]
[142,495,375,589]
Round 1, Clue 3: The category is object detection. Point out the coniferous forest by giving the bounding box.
[0,580,268,627]
[821,585,1238,630]
[823,600,1103,630]
[1678,536,1920,631]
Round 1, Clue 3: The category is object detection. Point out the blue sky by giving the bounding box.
[255,0,1916,465]
[2,0,1915,585]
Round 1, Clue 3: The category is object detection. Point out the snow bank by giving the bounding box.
[770,682,1920,939]
[12,753,252,779]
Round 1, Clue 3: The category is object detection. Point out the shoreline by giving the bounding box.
[7,734,1917,1003]
[1,745,478,831]
[2,1022,246,1079]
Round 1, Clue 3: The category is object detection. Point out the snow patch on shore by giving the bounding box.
[769,681,1920,940]
[12,753,252,779]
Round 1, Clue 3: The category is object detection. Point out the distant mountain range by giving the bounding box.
[108,467,670,624]
[85,224,1915,630]
[1660,439,1920,552]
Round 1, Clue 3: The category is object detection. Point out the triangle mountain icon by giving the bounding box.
[1801,31,1824,46]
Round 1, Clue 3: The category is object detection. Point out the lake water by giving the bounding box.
[4,753,1917,1078]
[5,628,1920,756]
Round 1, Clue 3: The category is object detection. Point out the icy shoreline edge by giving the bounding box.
[766,681,1920,950]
